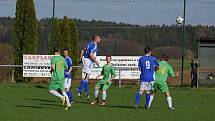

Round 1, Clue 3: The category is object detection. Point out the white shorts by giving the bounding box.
[64,78,72,89]
[82,58,94,74]
[140,81,154,91]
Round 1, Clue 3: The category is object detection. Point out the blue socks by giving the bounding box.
[84,81,89,95]
[135,92,142,106]
[78,80,85,93]
[146,93,150,107]
[66,91,73,102]
[78,80,89,95]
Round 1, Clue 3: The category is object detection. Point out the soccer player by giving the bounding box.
[148,54,178,110]
[134,47,159,109]
[63,49,74,103]
[76,35,101,100]
[49,48,71,110]
[91,56,117,106]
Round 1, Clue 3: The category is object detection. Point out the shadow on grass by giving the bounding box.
[15,104,61,109]
[106,105,135,109]
[40,103,62,107]
[29,98,56,103]
[34,85,47,89]
[15,105,44,109]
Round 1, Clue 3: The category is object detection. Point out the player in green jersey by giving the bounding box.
[48,48,71,110]
[148,54,179,110]
[91,55,117,106]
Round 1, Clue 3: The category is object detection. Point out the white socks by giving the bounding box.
[102,91,107,100]
[167,96,173,108]
[95,90,99,98]
[148,95,154,107]
[62,91,71,106]
[49,90,63,99]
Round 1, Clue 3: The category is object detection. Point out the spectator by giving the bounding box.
[191,57,198,88]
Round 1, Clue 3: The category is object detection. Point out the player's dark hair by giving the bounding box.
[161,54,169,61]
[63,48,68,52]
[144,47,151,54]
[54,48,60,53]
[106,55,112,59]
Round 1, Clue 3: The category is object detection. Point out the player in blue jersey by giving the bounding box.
[134,47,159,109]
[63,49,74,104]
[76,35,101,100]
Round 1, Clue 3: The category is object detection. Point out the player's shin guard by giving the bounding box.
[78,80,85,93]
[135,91,142,106]
[167,96,173,108]
[95,90,99,98]
[148,95,154,108]
[66,90,74,102]
[102,91,107,101]
[84,81,89,95]
[146,93,151,107]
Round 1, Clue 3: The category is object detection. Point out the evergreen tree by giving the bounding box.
[14,0,38,82]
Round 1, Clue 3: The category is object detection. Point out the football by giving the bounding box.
[176,16,184,25]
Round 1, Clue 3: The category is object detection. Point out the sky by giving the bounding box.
[0,0,214,25]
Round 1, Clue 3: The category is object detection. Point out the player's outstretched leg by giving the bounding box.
[165,91,174,110]
[91,87,100,105]
[49,90,64,99]
[134,90,143,108]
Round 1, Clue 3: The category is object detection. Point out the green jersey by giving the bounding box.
[100,64,117,84]
[155,61,175,84]
[51,55,68,83]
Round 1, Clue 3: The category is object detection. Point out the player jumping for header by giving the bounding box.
[48,48,71,111]
[148,54,179,110]
[134,47,159,109]
[76,35,101,100]
[91,55,117,106]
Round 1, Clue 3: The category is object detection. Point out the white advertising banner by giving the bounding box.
[90,56,141,79]
[23,55,54,77]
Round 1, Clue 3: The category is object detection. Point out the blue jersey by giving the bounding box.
[64,56,72,79]
[83,42,98,58]
[138,55,159,82]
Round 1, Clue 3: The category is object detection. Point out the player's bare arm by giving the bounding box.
[79,49,84,63]
[50,64,55,73]
[90,52,99,66]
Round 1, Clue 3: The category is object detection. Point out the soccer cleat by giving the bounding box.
[100,101,106,106]
[85,93,90,101]
[62,96,66,106]
[76,88,81,97]
[70,101,74,104]
[64,105,71,111]
[169,107,175,110]
[144,105,150,110]
[134,105,138,109]
[91,101,98,105]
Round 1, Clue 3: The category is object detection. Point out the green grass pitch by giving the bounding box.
[0,84,215,121]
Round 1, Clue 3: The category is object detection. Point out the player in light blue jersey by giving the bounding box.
[134,47,159,109]
[76,35,101,100]
[63,49,74,104]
